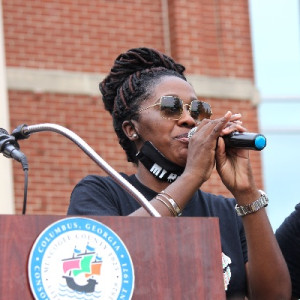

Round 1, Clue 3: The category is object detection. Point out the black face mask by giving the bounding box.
[136,141,184,182]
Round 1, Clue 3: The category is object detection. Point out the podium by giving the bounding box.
[0,215,226,299]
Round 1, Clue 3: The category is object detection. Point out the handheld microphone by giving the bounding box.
[0,128,28,165]
[222,132,267,151]
[188,128,267,151]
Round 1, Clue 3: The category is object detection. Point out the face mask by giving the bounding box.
[136,141,184,182]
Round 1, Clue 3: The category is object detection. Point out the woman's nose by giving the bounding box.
[177,106,196,127]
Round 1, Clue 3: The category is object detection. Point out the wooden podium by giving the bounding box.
[0,215,226,299]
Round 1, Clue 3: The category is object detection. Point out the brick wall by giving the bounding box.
[169,0,254,78]
[2,0,262,215]
[3,0,166,72]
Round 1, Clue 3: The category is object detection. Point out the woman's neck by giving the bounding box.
[135,164,170,193]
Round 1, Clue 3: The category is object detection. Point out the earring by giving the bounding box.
[132,133,138,139]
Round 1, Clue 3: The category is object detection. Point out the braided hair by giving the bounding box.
[99,47,186,164]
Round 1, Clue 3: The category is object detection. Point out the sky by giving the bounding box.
[249,0,300,230]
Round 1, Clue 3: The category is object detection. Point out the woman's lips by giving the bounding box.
[174,132,189,143]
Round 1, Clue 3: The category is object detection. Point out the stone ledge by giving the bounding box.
[7,67,260,104]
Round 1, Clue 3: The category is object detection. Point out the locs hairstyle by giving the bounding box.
[99,47,187,164]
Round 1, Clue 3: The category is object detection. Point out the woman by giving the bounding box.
[68,47,291,299]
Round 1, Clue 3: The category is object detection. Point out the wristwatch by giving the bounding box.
[235,190,269,217]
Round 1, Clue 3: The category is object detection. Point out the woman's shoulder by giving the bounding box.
[71,173,137,201]
[76,173,133,188]
[68,173,138,216]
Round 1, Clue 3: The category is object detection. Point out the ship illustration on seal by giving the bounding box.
[62,244,102,293]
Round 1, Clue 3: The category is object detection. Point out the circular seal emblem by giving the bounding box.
[28,217,135,299]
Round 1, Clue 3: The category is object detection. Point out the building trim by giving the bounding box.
[6,67,260,104]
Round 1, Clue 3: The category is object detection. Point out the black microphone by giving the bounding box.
[0,128,28,163]
[188,128,267,151]
[222,132,267,151]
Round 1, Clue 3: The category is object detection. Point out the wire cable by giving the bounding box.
[22,168,29,215]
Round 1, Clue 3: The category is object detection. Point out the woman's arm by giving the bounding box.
[242,198,291,299]
[216,137,291,299]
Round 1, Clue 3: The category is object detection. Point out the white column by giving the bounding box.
[0,1,15,214]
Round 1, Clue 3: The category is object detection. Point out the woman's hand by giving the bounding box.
[184,111,245,187]
[215,114,258,199]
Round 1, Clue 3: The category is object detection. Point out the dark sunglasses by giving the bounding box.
[138,95,212,121]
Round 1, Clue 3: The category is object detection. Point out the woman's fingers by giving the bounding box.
[189,111,231,140]
[190,111,247,141]
[221,123,247,136]
[206,111,234,138]
[229,113,242,121]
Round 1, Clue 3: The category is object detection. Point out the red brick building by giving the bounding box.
[0,0,262,215]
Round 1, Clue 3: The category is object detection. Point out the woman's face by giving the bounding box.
[135,76,198,167]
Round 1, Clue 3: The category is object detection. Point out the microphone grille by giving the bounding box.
[0,128,9,135]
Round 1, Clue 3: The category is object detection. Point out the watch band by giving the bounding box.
[235,190,269,217]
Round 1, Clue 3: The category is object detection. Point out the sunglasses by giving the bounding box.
[138,95,212,121]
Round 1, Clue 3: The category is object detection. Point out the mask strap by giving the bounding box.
[136,141,184,182]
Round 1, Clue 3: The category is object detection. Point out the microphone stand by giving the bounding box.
[13,123,161,217]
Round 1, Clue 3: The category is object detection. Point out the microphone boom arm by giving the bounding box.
[15,123,161,217]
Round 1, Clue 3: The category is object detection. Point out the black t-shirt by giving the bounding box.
[276,203,300,299]
[68,174,248,298]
